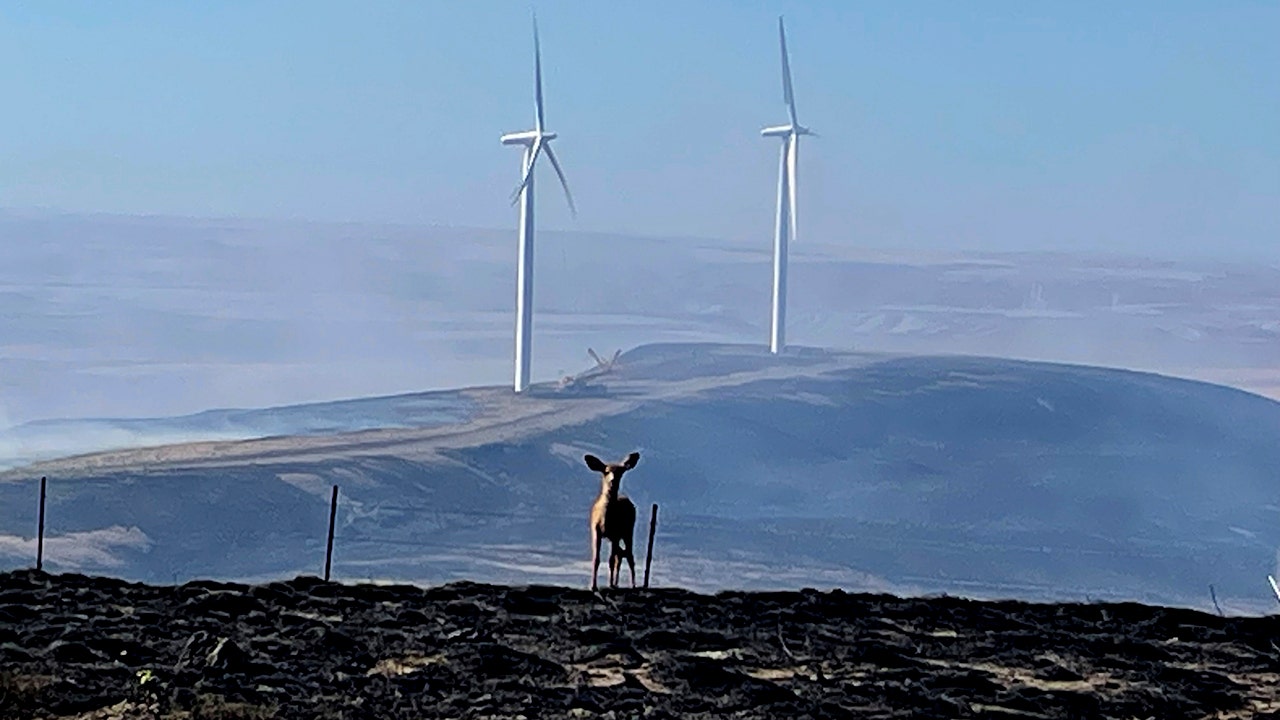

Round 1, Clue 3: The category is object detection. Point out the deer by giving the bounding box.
[584,451,640,591]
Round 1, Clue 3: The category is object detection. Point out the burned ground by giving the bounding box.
[2,570,1280,718]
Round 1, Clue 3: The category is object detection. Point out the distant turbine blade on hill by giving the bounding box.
[533,18,545,133]
[511,138,544,203]
[787,133,799,245]
[542,144,576,217]
[779,16,798,127]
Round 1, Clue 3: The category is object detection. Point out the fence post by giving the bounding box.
[36,476,47,572]
[643,503,658,589]
[324,485,339,582]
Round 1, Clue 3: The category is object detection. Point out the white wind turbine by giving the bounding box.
[760,16,814,355]
[501,17,576,393]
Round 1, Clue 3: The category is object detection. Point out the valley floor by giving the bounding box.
[1,571,1279,719]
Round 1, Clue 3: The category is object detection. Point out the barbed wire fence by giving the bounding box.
[2,475,1271,615]
[3,478,665,590]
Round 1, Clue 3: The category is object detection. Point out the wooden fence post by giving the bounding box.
[643,503,658,589]
[36,476,47,572]
[324,485,339,582]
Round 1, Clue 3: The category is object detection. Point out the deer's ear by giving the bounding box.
[584,454,607,473]
[623,452,640,469]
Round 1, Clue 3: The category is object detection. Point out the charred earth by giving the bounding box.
[1,570,1278,719]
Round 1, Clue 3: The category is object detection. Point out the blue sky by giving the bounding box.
[0,1,1276,258]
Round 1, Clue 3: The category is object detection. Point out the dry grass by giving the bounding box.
[180,694,278,720]
[365,653,445,677]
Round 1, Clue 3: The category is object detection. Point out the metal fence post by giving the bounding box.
[36,476,47,571]
[324,485,339,581]
[643,503,658,589]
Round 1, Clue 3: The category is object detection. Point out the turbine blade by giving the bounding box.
[788,135,799,243]
[588,348,604,367]
[779,16,798,127]
[543,143,577,217]
[533,16,545,133]
[510,139,544,204]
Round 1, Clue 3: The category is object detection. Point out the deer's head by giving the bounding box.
[584,452,640,499]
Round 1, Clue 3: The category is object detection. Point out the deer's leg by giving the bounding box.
[626,541,636,589]
[613,542,625,588]
[608,544,618,588]
[590,529,602,591]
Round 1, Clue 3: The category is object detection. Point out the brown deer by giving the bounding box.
[584,451,640,590]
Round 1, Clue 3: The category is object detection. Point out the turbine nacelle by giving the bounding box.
[501,130,558,146]
[760,124,813,138]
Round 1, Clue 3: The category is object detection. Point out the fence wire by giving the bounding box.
[0,479,1231,610]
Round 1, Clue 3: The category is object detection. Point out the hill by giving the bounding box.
[2,343,1278,612]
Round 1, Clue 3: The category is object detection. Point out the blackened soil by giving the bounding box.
[2,570,1279,719]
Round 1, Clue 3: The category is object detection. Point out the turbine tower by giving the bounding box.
[761,16,814,355]
[501,17,576,393]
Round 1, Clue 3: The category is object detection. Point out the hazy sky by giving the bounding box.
[0,1,1276,258]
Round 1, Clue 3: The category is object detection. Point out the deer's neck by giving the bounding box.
[600,480,620,501]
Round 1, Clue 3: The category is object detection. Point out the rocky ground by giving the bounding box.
[2,570,1279,719]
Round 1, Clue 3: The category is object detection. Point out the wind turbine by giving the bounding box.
[501,17,576,393]
[761,16,814,355]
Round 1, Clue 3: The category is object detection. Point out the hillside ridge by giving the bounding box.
[3,343,1279,613]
